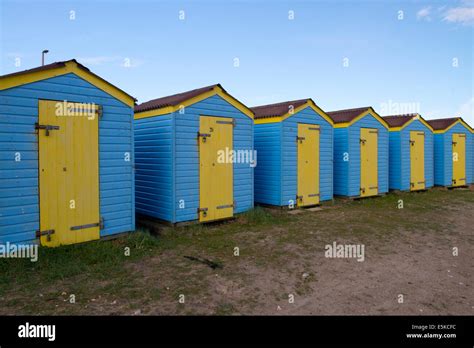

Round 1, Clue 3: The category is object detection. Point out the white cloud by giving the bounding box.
[458,97,474,125]
[443,6,474,25]
[417,6,432,21]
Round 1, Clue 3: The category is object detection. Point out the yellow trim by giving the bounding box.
[134,85,254,120]
[0,61,135,107]
[253,100,334,125]
[333,108,389,129]
[433,119,473,134]
[387,114,434,132]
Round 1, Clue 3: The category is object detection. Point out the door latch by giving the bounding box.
[198,207,208,217]
[360,139,367,145]
[197,132,211,142]
[296,136,305,143]
[35,229,55,242]
[35,123,60,136]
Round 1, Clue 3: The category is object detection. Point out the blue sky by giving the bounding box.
[1,0,473,123]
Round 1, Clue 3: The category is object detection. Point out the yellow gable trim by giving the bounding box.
[0,61,135,107]
[388,114,434,132]
[134,85,254,120]
[433,119,473,134]
[254,100,334,125]
[334,109,389,129]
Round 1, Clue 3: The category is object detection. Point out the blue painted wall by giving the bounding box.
[253,106,333,207]
[433,123,473,186]
[254,122,282,206]
[333,113,389,197]
[134,94,254,224]
[388,120,434,191]
[0,73,135,244]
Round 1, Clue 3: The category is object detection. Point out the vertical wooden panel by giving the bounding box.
[360,128,378,197]
[39,100,99,246]
[199,116,233,222]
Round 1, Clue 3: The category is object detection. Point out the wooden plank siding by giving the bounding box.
[0,73,135,244]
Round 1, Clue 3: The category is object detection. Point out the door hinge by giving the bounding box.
[35,123,60,136]
[216,204,233,209]
[308,127,320,131]
[216,119,236,127]
[308,193,320,197]
[70,217,104,231]
[36,229,55,242]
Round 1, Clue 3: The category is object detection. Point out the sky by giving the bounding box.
[1,0,473,123]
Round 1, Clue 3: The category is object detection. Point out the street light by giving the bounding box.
[42,50,49,66]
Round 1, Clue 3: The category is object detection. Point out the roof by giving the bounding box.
[382,114,418,127]
[0,59,136,107]
[427,118,461,131]
[135,84,218,113]
[250,99,309,119]
[134,84,254,119]
[326,107,372,124]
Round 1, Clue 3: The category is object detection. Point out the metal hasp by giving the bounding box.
[35,122,60,136]
[36,229,55,242]
[197,132,211,142]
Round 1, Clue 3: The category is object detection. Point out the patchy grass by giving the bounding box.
[0,188,473,315]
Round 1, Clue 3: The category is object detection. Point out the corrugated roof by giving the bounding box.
[135,84,220,113]
[250,99,309,119]
[427,118,460,130]
[0,59,136,102]
[326,107,371,123]
[382,114,418,127]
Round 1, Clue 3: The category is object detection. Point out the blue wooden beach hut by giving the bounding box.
[134,84,254,224]
[327,107,389,198]
[0,60,136,247]
[252,99,334,207]
[383,114,434,191]
[427,118,473,187]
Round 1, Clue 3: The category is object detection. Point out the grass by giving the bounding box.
[0,188,472,315]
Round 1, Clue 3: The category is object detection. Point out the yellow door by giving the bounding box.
[410,131,425,191]
[38,100,100,247]
[297,124,320,207]
[360,128,378,197]
[452,133,466,187]
[198,116,233,222]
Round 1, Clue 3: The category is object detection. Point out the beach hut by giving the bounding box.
[134,84,254,224]
[383,114,434,191]
[251,99,334,207]
[427,118,473,187]
[327,107,389,198]
[0,59,136,247]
